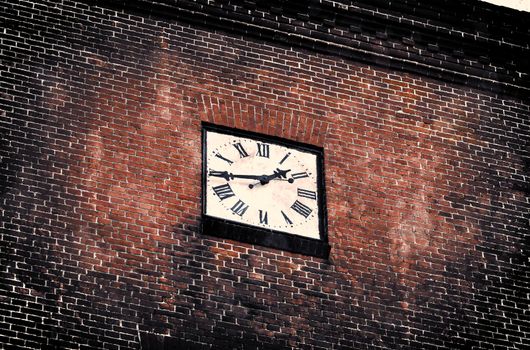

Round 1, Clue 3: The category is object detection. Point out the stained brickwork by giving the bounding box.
[1,1,529,349]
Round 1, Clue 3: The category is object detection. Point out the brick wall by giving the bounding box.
[1,1,528,349]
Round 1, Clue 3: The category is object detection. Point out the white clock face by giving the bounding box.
[204,129,321,239]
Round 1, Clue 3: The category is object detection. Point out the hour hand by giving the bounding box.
[248,169,291,188]
[265,168,291,182]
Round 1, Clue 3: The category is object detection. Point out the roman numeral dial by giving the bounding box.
[205,127,323,240]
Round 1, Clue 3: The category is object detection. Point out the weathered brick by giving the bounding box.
[0,0,529,349]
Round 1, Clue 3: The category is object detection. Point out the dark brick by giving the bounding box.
[0,1,528,349]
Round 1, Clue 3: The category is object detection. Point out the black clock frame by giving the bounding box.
[201,122,330,259]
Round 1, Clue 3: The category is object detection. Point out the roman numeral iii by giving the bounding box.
[297,188,316,200]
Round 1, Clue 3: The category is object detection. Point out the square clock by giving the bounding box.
[201,123,329,258]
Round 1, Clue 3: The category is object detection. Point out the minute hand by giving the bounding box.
[231,174,267,180]
[209,171,266,181]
